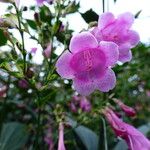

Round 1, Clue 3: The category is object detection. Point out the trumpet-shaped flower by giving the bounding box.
[104,108,150,150]
[113,99,136,117]
[58,123,66,150]
[93,12,140,63]
[56,32,119,95]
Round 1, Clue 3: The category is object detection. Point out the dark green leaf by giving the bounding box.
[0,29,7,46]
[26,19,37,30]
[0,122,29,150]
[135,10,142,18]
[81,9,99,23]
[74,125,99,150]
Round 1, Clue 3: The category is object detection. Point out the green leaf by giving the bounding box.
[0,122,29,150]
[0,29,7,46]
[74,125,99,150]
[135,10,142,18]
[81,9,99,23]
[26,19,37,30]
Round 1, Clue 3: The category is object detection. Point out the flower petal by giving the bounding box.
[98,12,115,30]
[69,32,98,53]
[99,41,119,67]
[127,30,140,47]
[73,76,95,96]
[96,68,116,92]
[56,51,74,79]
[119,50,132,63]
[117,12,134,28]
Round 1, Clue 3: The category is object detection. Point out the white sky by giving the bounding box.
[0,0,150,63]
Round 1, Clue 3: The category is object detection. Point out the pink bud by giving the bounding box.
[80,97,91,112]
[59,23,65,32]
[69,102,77,113]
[43,43,52,58]
[31,47,37,54]
[0,86,7,98]
[113,99,136,117]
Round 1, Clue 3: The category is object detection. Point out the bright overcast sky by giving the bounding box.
[0,0,150,43]
[0,0,150,63]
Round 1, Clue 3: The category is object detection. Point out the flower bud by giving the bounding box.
[18,79,28,89]
[80,97,91,112]
[113,99,136,117]
[0,86,7,98]
[43,43,52,58]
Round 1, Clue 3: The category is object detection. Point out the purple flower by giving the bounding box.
[104,108,150,150]
[18,79,28,89]
[58,123,66,150]
[56,32,119,95]
[31,47,37,54]
[93,12,140,63]
[113,99,136,117]
[80,97,91,112]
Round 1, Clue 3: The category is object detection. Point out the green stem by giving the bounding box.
[34,91,42,149]
[102,117,108,150]
[14,4,26,75]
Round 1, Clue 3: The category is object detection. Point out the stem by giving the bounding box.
[0,76,11,134]
[102,117,108,150]
[34,92,42,149]
[14,4,26,75]
[102,0,105,13]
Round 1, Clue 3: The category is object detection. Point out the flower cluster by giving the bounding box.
[56,12,140,96]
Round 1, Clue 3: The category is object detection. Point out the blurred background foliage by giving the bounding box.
[0,0,150,149]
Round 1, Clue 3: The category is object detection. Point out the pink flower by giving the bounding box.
[58,123,66,150]
[104,108,150,150]
[43,43,52,58]
[56,32,119,95]
[80,97,91,112]
[36,0,53,6]
[93,12,140,63]
[113,99,136,117]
